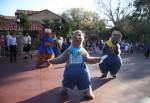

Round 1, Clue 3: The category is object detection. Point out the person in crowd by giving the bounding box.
[8,31,17,62]
[23,33,32,59]
[58,36,63,48]
[0,34,5,57]
[99,40,105,51]
[144,41,150,58]
[5,31,11,56]
[51,33,61,57]
[61,38,70,53]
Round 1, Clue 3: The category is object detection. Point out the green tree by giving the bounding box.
[61,8,85,30]
[0,15,5,30]
[61,8,106,37]
[51,19,61,33]
[61,20,73,37]
[129,0,150,43]
[0,15,4,24]
[19,12,31,31]
[42,19,50,26]
[133,0,150,23]
[96,0,133,27]
[51,19,73,37]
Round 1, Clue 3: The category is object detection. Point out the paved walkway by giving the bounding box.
[0,52,150,103]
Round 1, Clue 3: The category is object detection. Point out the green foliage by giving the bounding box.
[51,19,73,37]
[42,19,51,27]
[62,21,73,37]
[96,0,133,27]
[127,0,150,42]
[61,8,106,37]
[100,29,111,40]
[19,12,31,31]
[51,19,61,33]
[0,15,4,24]
[133,0,150,23]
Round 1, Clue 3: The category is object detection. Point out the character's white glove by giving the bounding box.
[101,55,108,61]
[44,28,52,33]
[47,58,52,63]
[42,59,49,62]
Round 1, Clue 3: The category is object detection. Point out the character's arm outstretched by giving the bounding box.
[84,49,107,64]
[47,49,68,64]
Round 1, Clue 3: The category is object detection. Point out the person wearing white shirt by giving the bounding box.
[4,32,11,57]
[23,33,32,59]
[6,33,11,47]
[58,37,63,46]
[8,32,17,62]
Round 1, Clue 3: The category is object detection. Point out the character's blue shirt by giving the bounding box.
[103,39,120,56]
[38,34,54,54]
[68,46,85,64]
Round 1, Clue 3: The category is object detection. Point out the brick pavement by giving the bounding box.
[0,53,150,103]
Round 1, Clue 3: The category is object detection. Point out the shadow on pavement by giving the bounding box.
[91,77,113,91]
[0,56,48,78]
[0,76,32,86]
[18,77,112,103]
[18,87,80,103]
[119,53,150,80]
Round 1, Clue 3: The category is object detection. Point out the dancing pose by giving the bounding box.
[44,30,107,99]
[99,30,122,78]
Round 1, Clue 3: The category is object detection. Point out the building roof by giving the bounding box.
[33,9,62,18]
[15,9,39,15]
[15,9,66,21]
[3,16,16,20]
[0,9,66,31]
[0,19,43,31]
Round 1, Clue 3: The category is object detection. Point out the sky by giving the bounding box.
[0,0,133,27]
[0,0,97,16]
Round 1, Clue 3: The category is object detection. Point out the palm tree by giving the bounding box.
[0,15,5,28]
[19,12,31,31]
[42,19,50,26]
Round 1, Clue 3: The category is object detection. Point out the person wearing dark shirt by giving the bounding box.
[99,30,122,78]
[144,41,150,58]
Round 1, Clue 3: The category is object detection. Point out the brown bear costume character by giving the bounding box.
[45,30,107,100]
[36,26,55,68]
[99,30,122,78]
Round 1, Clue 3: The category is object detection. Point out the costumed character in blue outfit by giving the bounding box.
[99,30,122,78]
[36,25,55,68]
[44,30,107,100]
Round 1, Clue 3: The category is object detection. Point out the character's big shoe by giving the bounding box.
[35,64,41,68]
[60,88,68,97]
[100,74,107,78]
[84,93,95,100]
[111,75,116,78]
[30,55,32,59]
[47,64,53,69]
[24,56,27,59]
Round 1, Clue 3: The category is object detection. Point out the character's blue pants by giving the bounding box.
[62,63,91,90]
[99,54,122,75]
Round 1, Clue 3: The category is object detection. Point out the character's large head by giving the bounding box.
[111,31,122,45]
[43,25,52,36]
[71,30,85,47]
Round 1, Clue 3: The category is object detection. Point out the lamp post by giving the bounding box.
[59,25,61,36]
[97,14,100,40]
[16,15,20,33]
[16,15,21,54]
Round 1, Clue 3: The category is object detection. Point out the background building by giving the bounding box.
[0,9,63,31]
